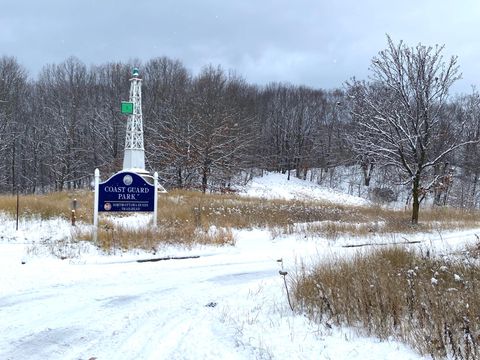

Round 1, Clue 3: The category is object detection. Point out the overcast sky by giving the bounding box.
[1,0,479,93]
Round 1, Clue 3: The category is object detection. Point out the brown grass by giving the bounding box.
[0,191,93,222]
[300,206,480,239]
[292,247,480,358]
[76,218,235,253]
[157,189,362,229]
[1,189,480,251]
[465,239,480,259]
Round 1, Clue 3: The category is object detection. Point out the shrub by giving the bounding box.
[371,187,397,203]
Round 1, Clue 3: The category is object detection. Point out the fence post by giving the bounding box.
[71,198,77,226]
[16,186,19,231]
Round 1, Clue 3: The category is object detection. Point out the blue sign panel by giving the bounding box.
[98,171,154,212]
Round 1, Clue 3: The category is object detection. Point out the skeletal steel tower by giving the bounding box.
[123,67,146,171]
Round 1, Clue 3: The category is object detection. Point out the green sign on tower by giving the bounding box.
[121,101,134,114]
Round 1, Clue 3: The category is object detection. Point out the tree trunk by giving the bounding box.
[411,174,421,225]
[412,195,420,225]
[177,167,183,188]
[471,173,478,208]
[201,166,208,193]
[361,162,374,187]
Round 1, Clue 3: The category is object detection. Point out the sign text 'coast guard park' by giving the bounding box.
[98,171,154,212]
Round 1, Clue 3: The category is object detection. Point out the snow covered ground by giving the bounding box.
[1,173,477,359]
[237,172,369,206]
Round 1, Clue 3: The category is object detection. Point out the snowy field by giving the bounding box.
[1,173,478,359]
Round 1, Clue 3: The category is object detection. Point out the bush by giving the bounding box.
[371,187,397,203]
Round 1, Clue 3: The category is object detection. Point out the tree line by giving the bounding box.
[1,37,480,222]
[0,56,350,193]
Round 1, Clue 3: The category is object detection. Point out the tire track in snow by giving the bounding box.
[1,256,278,359]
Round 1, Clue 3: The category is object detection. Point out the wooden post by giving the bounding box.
[71,198,77,226]
[15,186,19,231]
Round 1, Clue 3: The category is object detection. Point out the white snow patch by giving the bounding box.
[238,172,369,206]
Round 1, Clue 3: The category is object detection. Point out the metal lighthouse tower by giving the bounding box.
[123,67,146,173]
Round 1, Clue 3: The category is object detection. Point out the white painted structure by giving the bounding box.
[92,68,165,240]
[123,68,146,172]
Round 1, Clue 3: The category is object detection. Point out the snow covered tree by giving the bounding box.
[256,84,344,179]
[36,57,93,190]
[0,57,28,193]
[346,36,473,224]
[90,62,132,173]
[454,90,480,208]
[190,66,256,192]
[142,57,194,188]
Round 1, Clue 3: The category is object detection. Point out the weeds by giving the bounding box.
[25,230,90,260]
[74,217,235,252]
[0,191,92,222]
[1,189,480,251]
[293,247,480,358]
[465,237,480,259]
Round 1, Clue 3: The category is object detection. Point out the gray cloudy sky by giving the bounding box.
[1,0,479,93]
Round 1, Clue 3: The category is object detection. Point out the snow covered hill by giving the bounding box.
[238,172,369,206]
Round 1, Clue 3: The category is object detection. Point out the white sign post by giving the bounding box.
[153,171,158,228]
[93,168,100,242]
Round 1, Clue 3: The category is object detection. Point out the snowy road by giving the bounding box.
[1,243,281,360]
[3,216,473,359]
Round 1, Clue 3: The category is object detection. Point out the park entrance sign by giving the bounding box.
[93,169,158,235]
[98,171,154,212]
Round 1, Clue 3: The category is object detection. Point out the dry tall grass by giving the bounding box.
[293,247,480,358]
[1,189,480,251]
[2,189,479,232]
[77,217,235,253]
[0,191,93,221]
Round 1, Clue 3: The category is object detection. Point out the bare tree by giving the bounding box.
[453,90,480,208]
[190,66,255,192]
[346,36,473,224]
[142,57,194,187]
[90,62,132,173]
[0,56,28,193]
[37,57,94,190]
